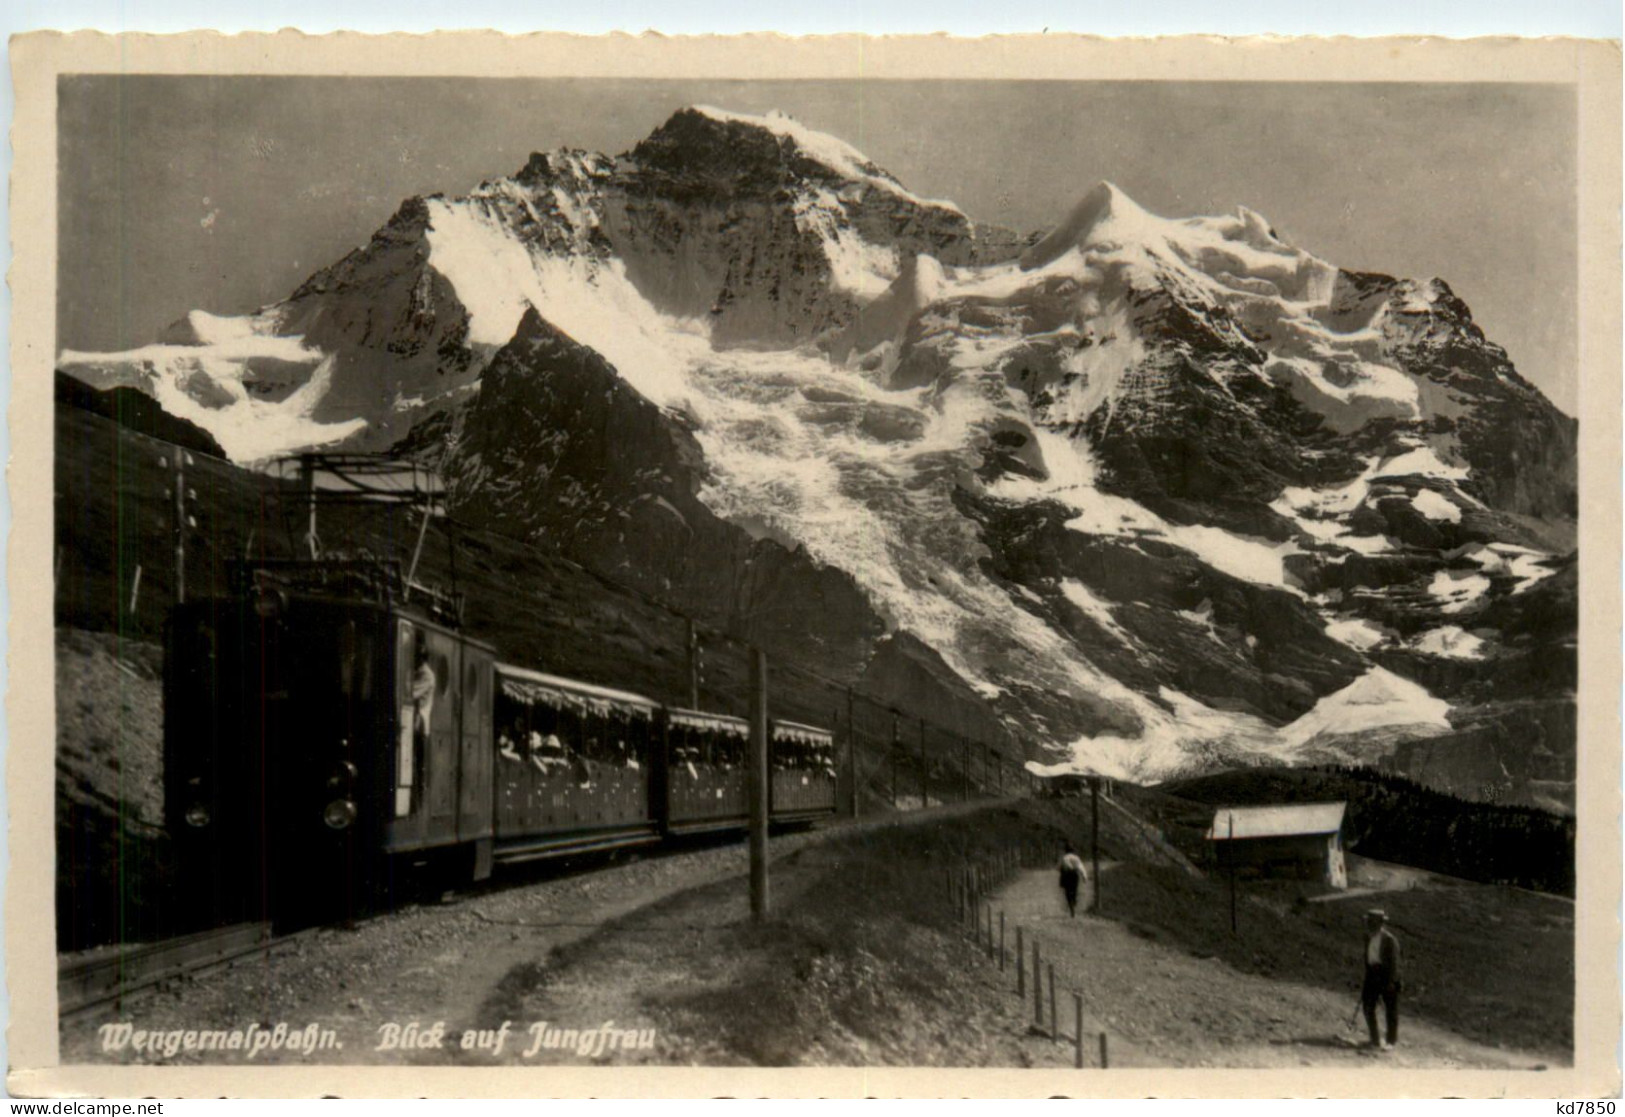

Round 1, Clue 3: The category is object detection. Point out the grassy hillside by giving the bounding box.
[531,796,1573,1062]
[1099,860,1573,1055]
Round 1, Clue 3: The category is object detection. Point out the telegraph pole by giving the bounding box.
[890,713,900,809]
[748,646,769,921]
[918,717,927,810]
[298,453,319,558]
[1089,776,1102,913]
[686,619,700,709]
[846,687,858,819]
[170,446,187,604]
[1228,811,1238,934]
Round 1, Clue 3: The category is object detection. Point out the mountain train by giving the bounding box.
[163,558,837,926]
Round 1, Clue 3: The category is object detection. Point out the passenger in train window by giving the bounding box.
[677,730,701,779]
[574,738,597,789]
[530,731,570,775]
[411,631,435,736]
[498,726,522,762]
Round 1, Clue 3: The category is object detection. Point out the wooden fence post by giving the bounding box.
[1032,939,1043,1027]
[1016,928,1025,998]
[1099,1032,1109,1069]
[1048,963,1057,1038]
[1073,993,1084,1068]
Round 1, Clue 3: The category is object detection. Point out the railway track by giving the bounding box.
[58,798,1016,1020]
[58,922,287,1017]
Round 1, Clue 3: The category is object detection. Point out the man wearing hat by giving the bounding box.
[1360,908,1402,1049]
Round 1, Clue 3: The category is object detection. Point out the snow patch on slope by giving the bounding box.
[1060,579,1135,647]
[1429,569,1492,614]
[1323,616,1387,652]
[1053,687,1278,782]
[1464,543,1560,594]
[59,342,365,462]
[423,196,710,407]
[985,426,1302,592]
[1411,625,1487,660]
[1410,488,1463,523]
[1279,667,1452,748]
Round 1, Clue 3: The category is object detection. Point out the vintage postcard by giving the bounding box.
[8,31,1621,1099]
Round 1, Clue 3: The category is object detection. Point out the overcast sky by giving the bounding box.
[58,77,1577,413]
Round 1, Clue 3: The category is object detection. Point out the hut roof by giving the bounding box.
[1205,802,1346,841]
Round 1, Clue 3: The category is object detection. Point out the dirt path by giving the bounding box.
[60,800,1002,1066]
[989,868,1554,1070]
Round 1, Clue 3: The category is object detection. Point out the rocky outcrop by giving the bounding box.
[54,371,226,459]
[438,308,890,684]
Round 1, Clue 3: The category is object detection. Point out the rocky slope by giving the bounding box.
[57,107,1578,810]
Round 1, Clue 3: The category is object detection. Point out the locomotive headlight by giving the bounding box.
[326,760,359,792]
[323,798,358,830]
[184,804,211,828]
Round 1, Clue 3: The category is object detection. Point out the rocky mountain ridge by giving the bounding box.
[57,106,1578,810]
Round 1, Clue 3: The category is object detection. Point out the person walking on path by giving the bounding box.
[1360,908,1402,1049]
[1057,843,1088,918]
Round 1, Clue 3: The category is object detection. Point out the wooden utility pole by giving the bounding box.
[171,446,187,604]
[846,688,858,818]
[890,714,900,809]
[298,453,320,559]
[748,646,769,921]
[918,717,928,810]
[1090,776,1102,913]
[1228,811,1238,934]
[686,619,700,709]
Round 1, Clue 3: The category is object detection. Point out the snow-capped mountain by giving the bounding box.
[58,107,1578,810]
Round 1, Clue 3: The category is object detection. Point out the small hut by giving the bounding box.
[1205,802,1348,889]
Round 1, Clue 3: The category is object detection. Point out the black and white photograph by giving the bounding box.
[8,30,1620,1098]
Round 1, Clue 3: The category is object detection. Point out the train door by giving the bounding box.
[458,645,495,863]
[389,617,460,851]
[424,628,461,845]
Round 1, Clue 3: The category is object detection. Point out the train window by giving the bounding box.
[530,700,558,739]
[555,704,579,752]
[433,649,452,699]
[623,715,645,770]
